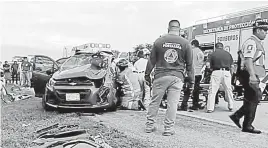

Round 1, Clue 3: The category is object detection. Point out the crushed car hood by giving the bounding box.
[53,64,107,80]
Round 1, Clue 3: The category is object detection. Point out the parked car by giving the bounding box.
[35,50,118,111]
[56,57,70,67]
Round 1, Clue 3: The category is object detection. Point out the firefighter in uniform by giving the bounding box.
[116,59,145,110]
[144,20,194,136]
[229,19,268,134]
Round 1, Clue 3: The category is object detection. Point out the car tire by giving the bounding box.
[42,94,54,111]
[107,97,118,112]
[107,105,117,112]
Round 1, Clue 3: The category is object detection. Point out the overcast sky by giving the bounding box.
[1,1,268,61]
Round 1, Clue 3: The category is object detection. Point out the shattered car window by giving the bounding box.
[61,54,92,70]
[35,56,54,72]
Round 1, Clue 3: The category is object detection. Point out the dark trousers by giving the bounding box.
[233,70,262,128]
[181,75,202,107]
[12,72,18,84]
[215,92,220,104]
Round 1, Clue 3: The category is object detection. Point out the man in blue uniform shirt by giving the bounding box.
[229,19,268,134]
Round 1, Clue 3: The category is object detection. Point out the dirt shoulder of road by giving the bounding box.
[0,97,152,148]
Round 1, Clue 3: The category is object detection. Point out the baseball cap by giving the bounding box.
[253,19,268,31]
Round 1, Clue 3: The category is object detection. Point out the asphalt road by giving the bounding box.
[1,97,268,148]
[97,110,268,148]
[175,100,268,133]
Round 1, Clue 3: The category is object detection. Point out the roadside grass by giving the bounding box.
[1,97,150,148]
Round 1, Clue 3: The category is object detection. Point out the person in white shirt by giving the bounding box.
[134,50,151,109]
[178,40,205,111]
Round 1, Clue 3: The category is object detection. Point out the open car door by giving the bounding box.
[31,55,59,97]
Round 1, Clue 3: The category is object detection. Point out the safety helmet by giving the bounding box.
[116,59,128,67]
[143,48,150,55]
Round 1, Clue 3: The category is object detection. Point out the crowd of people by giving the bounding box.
[0,57,33,87]
[112,18,267,136]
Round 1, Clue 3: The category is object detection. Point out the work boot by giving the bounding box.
[242,126,261,134]
[145,126,156,133]
[242,103,261,134]
[189,103,204,110]
[229,105,245,128]
[177,104,187,111]
[206,110,213,113]
[189,105,199,110]
[229,114,241,128]
[162,130,175,136]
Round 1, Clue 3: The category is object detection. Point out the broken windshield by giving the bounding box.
[61,54,92,71]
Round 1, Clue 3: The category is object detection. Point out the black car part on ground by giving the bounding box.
[32,127,112,148]
[36,123,59,134]
[38,129,86,139]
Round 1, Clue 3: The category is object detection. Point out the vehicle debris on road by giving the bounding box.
[1,84,35,104]
[32,128,112,148]
[35,123,60,134]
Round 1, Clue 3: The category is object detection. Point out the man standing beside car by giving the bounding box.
[144,20,194,136]
[134,50,151,109]
[21,57,32,87]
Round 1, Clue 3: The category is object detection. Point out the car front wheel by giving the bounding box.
[42,91,55,111]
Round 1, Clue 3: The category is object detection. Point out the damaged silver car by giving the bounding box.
[40,50,118,111]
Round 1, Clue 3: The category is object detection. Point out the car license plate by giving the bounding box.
[66,93,80,101]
